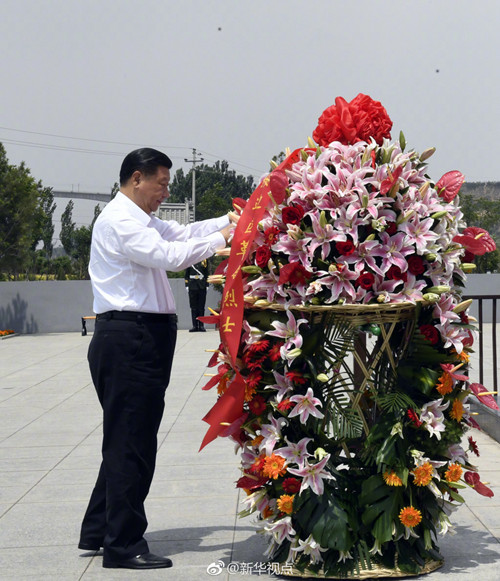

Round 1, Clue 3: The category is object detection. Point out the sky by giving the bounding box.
[1,0,499,239]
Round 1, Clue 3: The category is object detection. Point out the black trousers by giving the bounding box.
[79,313,177,561]
[188,288,207,328]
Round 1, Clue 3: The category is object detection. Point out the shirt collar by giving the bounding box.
[116,191,153,225]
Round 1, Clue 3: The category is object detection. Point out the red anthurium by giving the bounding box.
[439,363,468,382]
[269,170,289,205]
[214,258,229,275]
[380,166,403,196]
[464,471,494,497]
[236,472,269,490]
[232,197,247,212]
[435,170,465,202]
[220,411,249,445]
[453,227,497,256]
[469,383,499,410]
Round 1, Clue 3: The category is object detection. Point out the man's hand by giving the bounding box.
[227,211,240,225]
[220,224,233,243]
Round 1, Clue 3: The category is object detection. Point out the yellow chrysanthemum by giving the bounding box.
[436,372,453,395]
[277,494,295,515]
[455,349,470,363]
[262,506,274,519]
[383,471,403,486]
[450,399,464,422]
[412,462,433,487]
[262,454,287,479]
[445,463,463,482]
[399,506,422,528]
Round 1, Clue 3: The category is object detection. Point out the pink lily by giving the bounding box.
[276,436,313,466]
[287,454,333,495]
[288,388,325,424]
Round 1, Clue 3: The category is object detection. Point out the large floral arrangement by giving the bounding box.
[201,94,497,577]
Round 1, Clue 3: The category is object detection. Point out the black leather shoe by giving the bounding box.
[78,540,102,551]
[189,327,198,332]
[103,552,173,569]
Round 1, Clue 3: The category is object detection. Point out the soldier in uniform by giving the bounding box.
[184,259,209,332]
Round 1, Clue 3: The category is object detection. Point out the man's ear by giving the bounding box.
[131,170,143,187]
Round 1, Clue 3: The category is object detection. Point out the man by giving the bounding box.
[184,259,209,332]
[78,148,235,570]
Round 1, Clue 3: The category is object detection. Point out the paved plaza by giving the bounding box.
[0,331,499,580]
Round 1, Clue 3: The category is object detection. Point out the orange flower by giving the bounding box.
[450,399,464,422]
[399,506,422,528]
[217,374,229,396]
[412,462,433,487]
[436,372,453,395]
[262,454,287,479]
[251,435,264,448]
[445,463,463,482]
[244,383,257,402]
[277,494,295,514]
[262,506,274,519]
[456,350,470,363]
[383,471,403,486]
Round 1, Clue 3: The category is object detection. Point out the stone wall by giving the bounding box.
[0,274,498,334]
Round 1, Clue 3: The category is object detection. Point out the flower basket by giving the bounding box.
[200,94,497,578]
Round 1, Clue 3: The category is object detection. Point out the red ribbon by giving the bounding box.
[200,149,304,450]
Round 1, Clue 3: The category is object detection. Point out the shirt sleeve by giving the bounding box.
[154,214,230,241]
[107,216,227,273]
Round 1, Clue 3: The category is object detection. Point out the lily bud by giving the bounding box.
[422,293,440,303]
[425,285,450,294]
[431,210,449,220]
[314,447,328,460]
[301,149,309,162]
[307,136,315,148]
[317,373,329,383]
[424,253,438,262]
[269,159,278,170]
[241,265,262,274]
[419,182,430,196]
[328,263,338,273]
[338,297,346,305]
[399,130,406,151]
[253,299,271,307]
[453,299,473,313]
[319,210,328,228]
[365,233,376,241]
[207,275,225,284]
[287,348,302,359]
[420,147,436,162]
[461,263,477,273]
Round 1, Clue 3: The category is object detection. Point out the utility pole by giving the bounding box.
[184,148,204,221]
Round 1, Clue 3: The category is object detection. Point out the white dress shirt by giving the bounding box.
[89,192,228,314]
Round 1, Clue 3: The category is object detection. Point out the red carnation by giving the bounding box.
[419,324,439,345]
[385,222,398,235]
[282,477,301,494]
[279,262,313,286]
[255,245,271,268]
[313,93,392,147]
[336,240,355,256]
[357,271,375,289]
[407,255,426,275]
[282,205,305,226]
[407,409,422,427]
[386,265,407,281]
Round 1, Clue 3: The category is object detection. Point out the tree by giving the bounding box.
[31,184,56,259]
[60,200,75,257]
[460,194,500,273]
[0,143,41,277]
[169,160,255,220]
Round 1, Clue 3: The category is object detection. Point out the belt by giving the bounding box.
[96,310,177,323]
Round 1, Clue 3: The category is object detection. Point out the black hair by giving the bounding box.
[119,148,173,185]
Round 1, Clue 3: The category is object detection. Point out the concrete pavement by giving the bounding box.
[0,331,499,580]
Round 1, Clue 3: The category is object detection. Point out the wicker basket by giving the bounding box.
[276,558,444,579]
